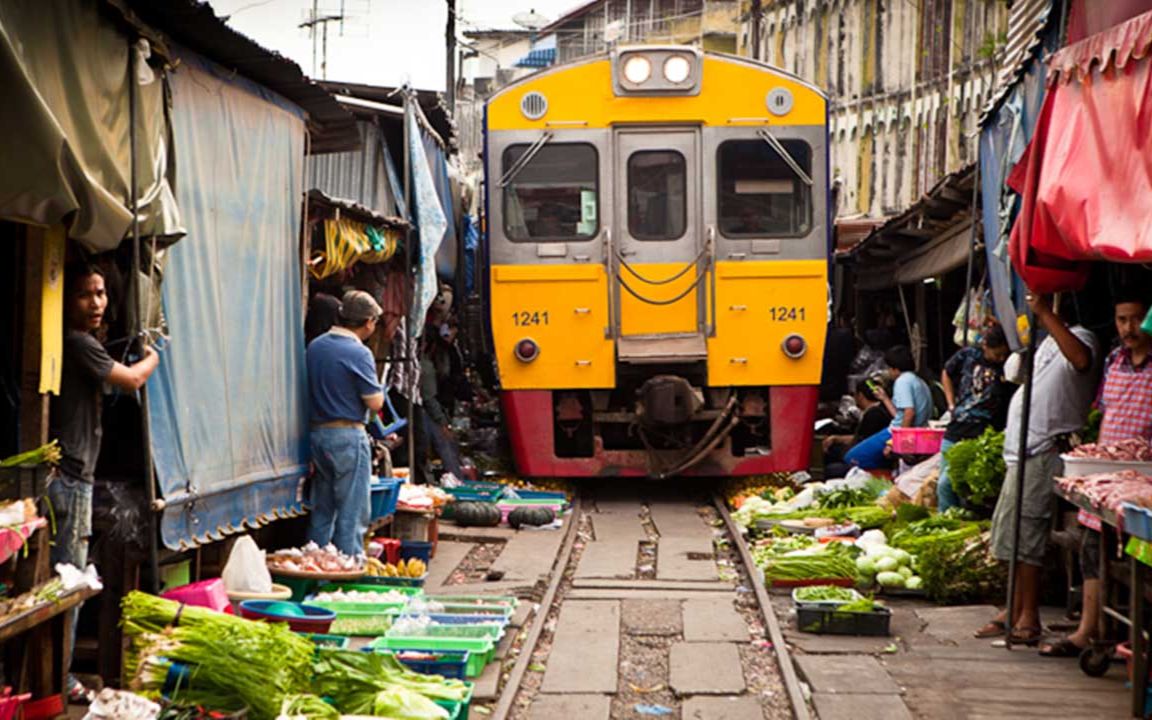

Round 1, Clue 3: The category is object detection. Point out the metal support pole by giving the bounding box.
[1005,319,1038,648]
[403,91,417,479]
[750,0,762,60]
[961,166,980,346]
[130,43,161,593]
[445,0,456,107]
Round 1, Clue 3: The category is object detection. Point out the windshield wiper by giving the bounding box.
[756,128,813,187]
[498,131,554,188]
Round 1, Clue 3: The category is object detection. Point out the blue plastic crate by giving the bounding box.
[397,613,509,628]
[1123,502,1152,541]
[370,477,402,520]
[376,648,471,680]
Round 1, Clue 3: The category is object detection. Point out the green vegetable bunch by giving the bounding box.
[944,428,1006,507]
[889,517,983,554]
[916,532,1005,603]
[314,649,470,719]
[794,585,858,603]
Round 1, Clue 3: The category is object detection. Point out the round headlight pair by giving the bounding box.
[622,55,692,85]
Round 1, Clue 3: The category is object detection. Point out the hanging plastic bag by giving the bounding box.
[222,535,273,594]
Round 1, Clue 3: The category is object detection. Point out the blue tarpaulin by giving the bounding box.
[148,49,309,550]
[516,48,556,68]
[979,16,1059,350]
[408,105,448,337]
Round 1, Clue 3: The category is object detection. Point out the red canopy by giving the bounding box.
[1009,9,1152,293]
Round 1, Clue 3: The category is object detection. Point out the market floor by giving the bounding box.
[775,598,1132,719]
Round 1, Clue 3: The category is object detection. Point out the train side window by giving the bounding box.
[717,139,812,238]
[627,150,686,241]
[502,143,599,242]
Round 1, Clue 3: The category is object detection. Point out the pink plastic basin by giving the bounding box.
[890,427,945,455]
[162,578,234,614]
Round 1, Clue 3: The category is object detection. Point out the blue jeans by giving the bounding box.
[423,414,464,481]
[844,427,892,470]
[47,474,93,678]
[936,439,960,512]
[309,427,372,556]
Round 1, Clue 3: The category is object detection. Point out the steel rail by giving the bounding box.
[489,496,584,720]
[714,493,811,720]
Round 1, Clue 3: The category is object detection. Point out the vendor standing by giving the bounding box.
[306,291,385,556]
[976,292,1099,646]
[52,263,160,697]
[1040,288,1152,658]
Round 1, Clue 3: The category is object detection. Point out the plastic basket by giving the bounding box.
[314,582,424,599]
[795,604,891,636]
[411,602,514,618]
[369,637,495,677]
[890,427,945,455]
[397,613,509,629]
[400,540,434,564]
[327,611,396,636]
[388,622,505,641]
[425,594,519,610]
[371,478,402,520]
[162,578,233,614]
[450,488,504,503]
[1123,503,1152,541]
[790,587,865,607]
[434,682,474,720]
[354,573,428,588]
[239,600,336,633]
[376,648,471,679]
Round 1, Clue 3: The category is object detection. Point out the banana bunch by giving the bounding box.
[365,557,427,578]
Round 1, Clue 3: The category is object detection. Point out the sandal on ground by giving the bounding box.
[1039,637,1086,657]
[1008,627,1042,646]
[66,677,92,705]
[974,620,1007,639]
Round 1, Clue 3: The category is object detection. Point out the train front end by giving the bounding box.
[483,47,829,478]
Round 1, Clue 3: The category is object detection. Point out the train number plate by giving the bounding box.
[512,311,550,326]
[769,306,806,322]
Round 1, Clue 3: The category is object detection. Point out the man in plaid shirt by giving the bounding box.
[1041,287,1152,657]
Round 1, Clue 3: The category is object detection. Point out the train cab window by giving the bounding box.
[502,143,599,242]
[717,140,812,238]
[627,150,686,240]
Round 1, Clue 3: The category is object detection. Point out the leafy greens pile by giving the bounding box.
[943,428,1006,507]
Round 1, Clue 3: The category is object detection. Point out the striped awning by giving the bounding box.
[515,47,556,68]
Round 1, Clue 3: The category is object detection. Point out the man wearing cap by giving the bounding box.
[306,290,385,556]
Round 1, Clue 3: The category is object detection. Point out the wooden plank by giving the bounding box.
[0,585,99,644]
[18,226,48,451]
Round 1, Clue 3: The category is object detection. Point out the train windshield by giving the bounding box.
[717,139,812,238]
[627,150,687,241]
[503,143,599,242]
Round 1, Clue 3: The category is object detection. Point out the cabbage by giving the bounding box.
[898,566,913,579]
[874,556,899,573]
[905,576,923,590]
[876,571,905,588]
[856,556,876,575]
[893,549,912,565]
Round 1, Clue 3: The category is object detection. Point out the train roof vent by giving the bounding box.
[520,91,548,120]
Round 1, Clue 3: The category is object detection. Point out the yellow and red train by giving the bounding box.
[482,46,830,478]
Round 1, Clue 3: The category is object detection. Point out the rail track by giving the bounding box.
[482,482,810,720]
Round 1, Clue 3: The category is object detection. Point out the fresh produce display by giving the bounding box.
[268,543,363,574]
[313,649,470,719]
[834,595,884,613]
[312,588,412,604]
[916,532,1005,602]
[121,592,315,720]
[889,516,983,554]
[507,506,556,528]
[1068,438,1152,461]
[754,539,859,583]
[794,585,859,603]
[0,440,61,467]
[943,428,1006,506]
[365,557,427,578]
[1057,471,1152,514]
[854,532,922,591]
[451,501,503,527]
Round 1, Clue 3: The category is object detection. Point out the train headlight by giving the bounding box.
[623,55,652,84]
[782,334,807,359]
[515,338,540,363]
[663,55,691,84]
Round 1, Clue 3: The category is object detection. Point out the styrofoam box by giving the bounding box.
[1060,454,1152,477]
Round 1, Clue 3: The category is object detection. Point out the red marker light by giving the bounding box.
[782,334,807,359]
[515,338,540,362]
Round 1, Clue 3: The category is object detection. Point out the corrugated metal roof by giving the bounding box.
[979,0,1055,127]
[120,0,361,154]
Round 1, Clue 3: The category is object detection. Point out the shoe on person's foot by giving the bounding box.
[66,676,92,705]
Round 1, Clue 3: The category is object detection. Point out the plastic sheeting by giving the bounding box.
[0,0,182,252]
[148,49,309,550]
[1008,10,1152,292]
[980,18,1058,349]
[408,106,448,338]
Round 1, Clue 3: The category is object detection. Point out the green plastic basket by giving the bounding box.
[369,636,495,677]
[314,582,425,597]
[434,682,474,720]
[328,611,396,636]
[309,600,408,614]
[425,594,518,610]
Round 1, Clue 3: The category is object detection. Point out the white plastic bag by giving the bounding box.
[222,535,273,594]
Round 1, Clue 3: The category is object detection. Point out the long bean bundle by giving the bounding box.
[122,592,314,720]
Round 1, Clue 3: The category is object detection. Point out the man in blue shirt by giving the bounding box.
[306,291,385,556]
[844,345,932,470]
